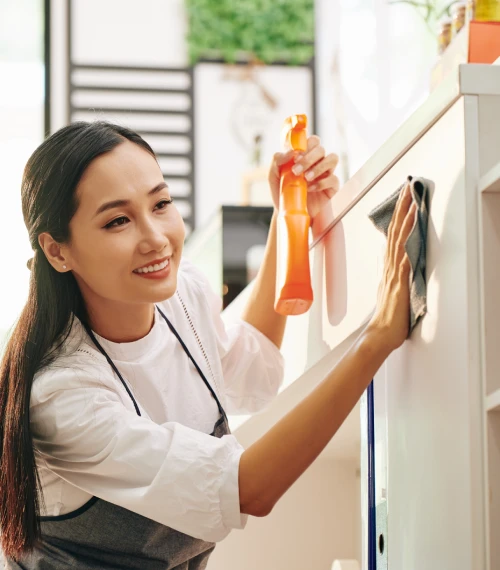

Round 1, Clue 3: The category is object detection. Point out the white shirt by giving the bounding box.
[30,259,284,543]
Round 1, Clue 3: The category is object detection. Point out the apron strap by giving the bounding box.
[83,324,142,416]
[82,306,226,420]
[156,306,226,418]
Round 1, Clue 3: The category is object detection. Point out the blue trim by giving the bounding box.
[367,381,377,570]
[39,496,100,522]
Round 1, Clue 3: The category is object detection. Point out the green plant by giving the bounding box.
[185,0,315,65]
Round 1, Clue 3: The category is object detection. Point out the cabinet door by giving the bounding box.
[335,98,480,570]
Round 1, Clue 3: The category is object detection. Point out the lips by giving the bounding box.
[133,256,171,274]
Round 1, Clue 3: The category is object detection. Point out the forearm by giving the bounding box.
[238,325,390,516]
[240,211,287,349]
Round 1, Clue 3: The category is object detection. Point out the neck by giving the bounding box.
[85,298,156,343]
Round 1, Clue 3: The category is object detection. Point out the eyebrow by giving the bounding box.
[93,182,169,218]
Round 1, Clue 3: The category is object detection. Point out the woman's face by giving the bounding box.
[64,140,185,308]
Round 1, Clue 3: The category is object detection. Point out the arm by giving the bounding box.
[239,182,416,517]
[239,326,387,516]
[240,212,286,349]
[31,367,246,542]
[241,136,339,349]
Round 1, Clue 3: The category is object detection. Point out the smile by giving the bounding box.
[133,258,170,274]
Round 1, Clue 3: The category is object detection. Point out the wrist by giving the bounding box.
[359,322,394,361]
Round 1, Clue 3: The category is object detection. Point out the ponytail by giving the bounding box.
[0,252,84,557]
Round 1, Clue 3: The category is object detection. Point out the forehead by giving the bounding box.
[76,140,162,206]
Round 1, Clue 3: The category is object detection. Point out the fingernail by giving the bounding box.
[292,164,303,175]
[294,153,304,163]
[309,184,318,191]
[305,170,315,181]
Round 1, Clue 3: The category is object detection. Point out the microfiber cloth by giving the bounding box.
[368,176,430,335]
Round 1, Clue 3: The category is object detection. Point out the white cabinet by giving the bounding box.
[218,64,500,570]
[315,64,500,570]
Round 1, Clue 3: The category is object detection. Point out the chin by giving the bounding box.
[148,277,178,303]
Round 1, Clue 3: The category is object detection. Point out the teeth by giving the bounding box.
[135,259,169,274]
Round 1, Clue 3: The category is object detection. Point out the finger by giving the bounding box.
[293,137,320,164]
[306,135,321,151]
[389,184,412,239]
[399,202,417,253]
[388,184,412,261]
[394,202,417,267]
[292,145,325,175]
[304,153,339,182]
[274,150,296,167]
[322,185,338,201]
[292,136,320,166]
[308,174,340,196]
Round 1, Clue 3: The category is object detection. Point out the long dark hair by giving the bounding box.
[0,121,156,559]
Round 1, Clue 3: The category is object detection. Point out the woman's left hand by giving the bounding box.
[268,135,340,220]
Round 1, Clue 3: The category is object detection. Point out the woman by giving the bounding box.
[0,121,415,569]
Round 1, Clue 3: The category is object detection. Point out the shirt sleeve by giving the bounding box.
[180,259,285,416]
[30,365,247,543]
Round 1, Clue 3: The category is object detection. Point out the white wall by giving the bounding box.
[314,0,440,183]
[0,0,45,341]
[194,62,313,227]
[72,0,188,67]
[207,459,360,570]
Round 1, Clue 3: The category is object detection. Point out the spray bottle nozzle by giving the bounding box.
[281,114,308,152]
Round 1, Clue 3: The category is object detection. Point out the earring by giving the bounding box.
[63,265,67,270]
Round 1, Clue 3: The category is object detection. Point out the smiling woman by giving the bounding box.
[0,121,283,566]
[0,118,413,570]
[37,135,186,342]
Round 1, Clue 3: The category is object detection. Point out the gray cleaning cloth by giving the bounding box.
[368,176,430,335]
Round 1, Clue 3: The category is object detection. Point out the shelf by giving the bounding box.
[479,161,500,193]
[486,389,500,412]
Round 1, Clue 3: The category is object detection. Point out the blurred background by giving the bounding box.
[0,0,455,342]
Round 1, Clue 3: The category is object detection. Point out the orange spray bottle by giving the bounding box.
[274,114,313,316]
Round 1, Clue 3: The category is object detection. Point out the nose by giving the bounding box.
[137,218,170,255]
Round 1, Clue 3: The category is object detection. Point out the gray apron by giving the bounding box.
[8,307,230,570]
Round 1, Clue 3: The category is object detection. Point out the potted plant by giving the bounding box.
[185,0,314,65]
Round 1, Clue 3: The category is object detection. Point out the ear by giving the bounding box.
[38,233,71,273]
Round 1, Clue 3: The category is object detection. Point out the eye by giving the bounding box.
[104,216,129,229]
[155,199,173,211]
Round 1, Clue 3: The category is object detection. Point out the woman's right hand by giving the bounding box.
[367,182,417,353]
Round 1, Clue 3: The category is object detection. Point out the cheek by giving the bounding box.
[170,208,186,248]
[72,231,132,276]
